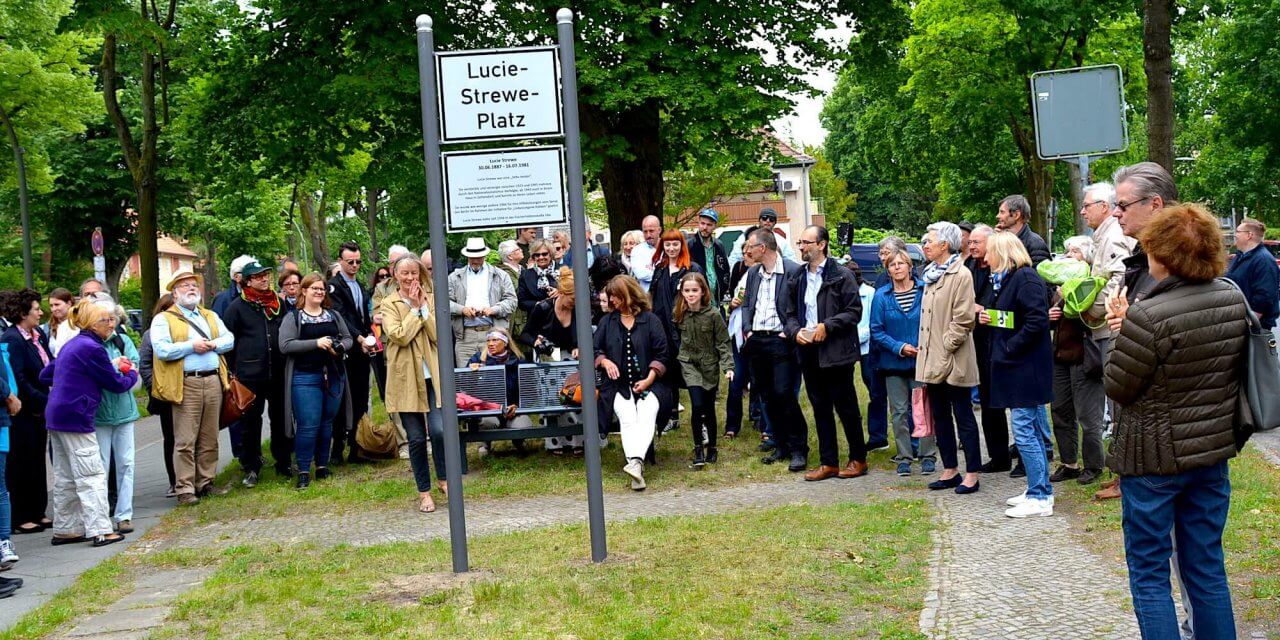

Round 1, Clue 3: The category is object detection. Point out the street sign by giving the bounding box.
[91,227,104,256]
[1031,64,1128,160]
[442,146,568,232]
[436,46,563,143]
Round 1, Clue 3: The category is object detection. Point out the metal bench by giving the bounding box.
[454,361,598,443]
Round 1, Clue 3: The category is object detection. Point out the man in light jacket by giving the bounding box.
[448,238,517,365]
[1079,182,1136,340]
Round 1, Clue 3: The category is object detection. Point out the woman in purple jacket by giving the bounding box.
[38,301,139,547]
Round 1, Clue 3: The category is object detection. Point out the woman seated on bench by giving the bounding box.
[466,328,533,448]
[595,274,674,491]
[522,269,602,455]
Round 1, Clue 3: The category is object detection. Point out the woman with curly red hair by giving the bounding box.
[1104,202,1246,639]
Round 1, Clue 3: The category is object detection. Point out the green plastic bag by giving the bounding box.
[1036,257,1091,285]
[1062,276,1108,324]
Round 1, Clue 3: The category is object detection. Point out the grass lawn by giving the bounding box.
[62,500,929,640]
[163,375,902,526]
[1054,446,1280,636]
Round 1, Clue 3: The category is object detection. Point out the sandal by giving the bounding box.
[14,523,44,535]
[51,535,86,546]
[437,480,448,498]
[91,533,125,547]
[418,494,436,513]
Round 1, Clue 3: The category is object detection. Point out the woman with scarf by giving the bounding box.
[279,273,353,489]
[223,261,291,484]
[982,231,1054,517]
[0,289,52,534]
[915,222,982,495]
[518,239,559,318]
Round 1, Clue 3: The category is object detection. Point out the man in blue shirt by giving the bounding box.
[1226,218,1280,330]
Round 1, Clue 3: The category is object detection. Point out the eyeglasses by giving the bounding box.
[1081,200,1106,210]
[306,286,326,293]
[282,281,300,288]
[796,239,818,246]
[95,317,116,326]
[1235,228,1254,236]
[532,252,550,257]
[345,259,362,266]
[743,243,762,251]
[1114,196,1151,213]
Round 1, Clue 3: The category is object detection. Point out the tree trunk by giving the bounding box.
[106,260,127,303]
[298,190,330,273]
[365,186,380,263]
[1144,0,1175,172]
[583,101,663,248]
[0,110,33,288]
[1009,119,1054,238]
[100,0,174,325]
[1066,160,1088,235]
[202,232,220,298]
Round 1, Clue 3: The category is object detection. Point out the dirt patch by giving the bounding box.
[371,570,498,607]
[567,551,637,568]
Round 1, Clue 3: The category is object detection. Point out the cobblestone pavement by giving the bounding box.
[918,471,1139,640]
[55,568,211,640]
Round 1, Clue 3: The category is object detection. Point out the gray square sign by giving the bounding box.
[1031,64,1129,160]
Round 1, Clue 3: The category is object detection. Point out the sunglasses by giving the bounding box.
[345,259,362,266]
[532,252,550,257]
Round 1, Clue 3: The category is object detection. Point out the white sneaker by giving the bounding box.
[0,539,17,567]
[623,459,646,491]
[477,443,490,458]
[1005,498,1054,518]
[398,445,410,460]
[1007,492,1055,507]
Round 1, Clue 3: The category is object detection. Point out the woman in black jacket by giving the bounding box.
[648,228,703,353]
[517,239,558,315]
[0,289,52,534]
[982,232,1054,516]
[1103,204,1246,639]
[595,275,674,491]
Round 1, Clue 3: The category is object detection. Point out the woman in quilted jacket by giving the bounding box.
[1103,203,1247,640]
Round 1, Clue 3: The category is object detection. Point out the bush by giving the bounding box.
[116,277,142,310]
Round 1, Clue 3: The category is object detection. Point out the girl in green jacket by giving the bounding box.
[674,273,733,468]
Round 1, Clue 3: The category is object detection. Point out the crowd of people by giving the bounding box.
[0,161,1275,638]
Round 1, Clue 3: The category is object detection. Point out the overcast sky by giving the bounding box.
[768,23,852,150]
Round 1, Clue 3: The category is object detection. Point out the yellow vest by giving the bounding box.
[151,307,229,404]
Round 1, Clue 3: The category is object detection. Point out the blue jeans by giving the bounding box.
[861,357,888,446]
[1011,406,1053,500]
[292,370,344,473]
[1121,462,1235,640]
[0,450,9,540]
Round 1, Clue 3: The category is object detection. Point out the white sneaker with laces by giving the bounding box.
[1007,492,1054,507]
[1005,498,1054,518]
[0,539,18,567]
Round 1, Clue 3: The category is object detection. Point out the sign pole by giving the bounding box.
[556,8,607,563]
[415,14,469,573]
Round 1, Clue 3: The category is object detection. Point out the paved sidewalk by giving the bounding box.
[0,417,240,631]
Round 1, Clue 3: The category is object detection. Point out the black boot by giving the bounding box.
[705,447,718,464]
[296,472,311,489]
[690,446,706,469]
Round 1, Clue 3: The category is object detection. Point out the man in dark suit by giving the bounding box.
[327,241,374,462]
[687,208,731,304]
[740,228,808,471]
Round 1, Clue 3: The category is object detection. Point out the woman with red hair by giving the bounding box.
[649,228,703,358]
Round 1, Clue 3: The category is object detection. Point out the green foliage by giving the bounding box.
[0,0,100,192]
[805,147,856,228]
[663,153,770,227]
[116,276,141,310]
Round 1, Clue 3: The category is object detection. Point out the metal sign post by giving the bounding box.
[415,15,470,573]
[414,8,607,572]
[557,7,607,563]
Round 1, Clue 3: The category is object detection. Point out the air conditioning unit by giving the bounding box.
[780,179,798,192]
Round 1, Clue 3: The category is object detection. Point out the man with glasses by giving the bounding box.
[327,241,374,463]
[150,271,235,505]
[1079,182,1136,335]
[1226,218,1279,331]
[995,195,1051,265]
[740,228,808,471]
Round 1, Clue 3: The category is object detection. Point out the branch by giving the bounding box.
[100,33,142,179]
[163,0,177,30]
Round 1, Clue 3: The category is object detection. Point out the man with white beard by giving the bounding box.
[150,271,235,506]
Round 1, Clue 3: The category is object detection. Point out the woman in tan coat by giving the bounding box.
[916,222,982,494]
[380,256,445,513]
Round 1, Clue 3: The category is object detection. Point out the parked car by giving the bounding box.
[126,309,144,333]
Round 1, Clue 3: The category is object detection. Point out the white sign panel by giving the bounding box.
[442,146,568,232]
[436,46,563,143]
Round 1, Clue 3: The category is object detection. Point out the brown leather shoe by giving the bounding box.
[1094,483,1122,500]
[1100,477,1119,489]
[838,460,869,479]
[804,465,841,481]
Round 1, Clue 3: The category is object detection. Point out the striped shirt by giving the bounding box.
[894,286,917,313]
[751,259,786,332]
